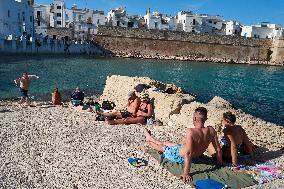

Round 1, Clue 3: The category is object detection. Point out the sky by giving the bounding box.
[35,0,284,26]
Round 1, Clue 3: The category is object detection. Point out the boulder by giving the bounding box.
[100,75,195,123]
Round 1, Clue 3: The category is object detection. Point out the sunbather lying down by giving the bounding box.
[106,92,153,125]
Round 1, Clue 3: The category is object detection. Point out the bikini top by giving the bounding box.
[139,101,150,114]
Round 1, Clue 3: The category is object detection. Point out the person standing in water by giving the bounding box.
[14,72,39,105]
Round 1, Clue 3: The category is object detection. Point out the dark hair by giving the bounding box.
[223,112,236,124]
[195,107,207,118]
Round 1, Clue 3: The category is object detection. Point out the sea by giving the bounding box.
[0,55,283,126]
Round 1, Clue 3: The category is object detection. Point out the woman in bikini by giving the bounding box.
[106,92,153,125]
[212,112,256,166]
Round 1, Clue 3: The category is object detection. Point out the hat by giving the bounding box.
[140,92,150,101]
[134,84,146,93]
[127,91,135,99]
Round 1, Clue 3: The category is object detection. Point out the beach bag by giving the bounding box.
[101,100,115,110]
[194,179,227,189]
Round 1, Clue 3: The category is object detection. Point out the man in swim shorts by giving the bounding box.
[14,72,39,105]
[144,107,222,183]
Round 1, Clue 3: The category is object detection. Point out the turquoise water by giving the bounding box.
[0,56,283,126]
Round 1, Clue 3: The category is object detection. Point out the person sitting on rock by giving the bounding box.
[97,90,140,120]
[144,107,222,183]
[209,112,256,167]
[106,92,153,125]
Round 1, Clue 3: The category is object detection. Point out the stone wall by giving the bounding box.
[271,38,284,64]
[97,26,271,47]
[94,26,284,65]
[47,28,73,39]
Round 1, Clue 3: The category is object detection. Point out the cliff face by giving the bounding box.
[101,75,284,151]
[94,26,284,66]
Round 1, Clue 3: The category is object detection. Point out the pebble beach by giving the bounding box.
[0,101,283,189]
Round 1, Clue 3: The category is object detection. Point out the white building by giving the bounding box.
[241,23,283,39]
[51,0,66,28]
[34,0,106,40]
[34,4,50,36]
[177,11,224,34]
[241,25,253,38]
[144,9,177,30]
[107,7,139,28]
[0,0,34,39]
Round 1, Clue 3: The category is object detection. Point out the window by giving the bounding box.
[193,19,196,25]
[97,19,100,24]
[154,22,158,29]
[192,29,195,33]
[57,6,61,9]
[37,20,41,26]
[8,10,10,17]
[57,13,61,17]
[57,21,61,25]
[78,15,82,21]
[22,12,25,21]
[30,16,33,22]
[184,20,185,23]
[37,11,41,17]
[78,25,82,30]
[214,22,217,24]
[209,20,212,23]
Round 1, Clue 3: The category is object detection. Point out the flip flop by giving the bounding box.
[127,157,148,167]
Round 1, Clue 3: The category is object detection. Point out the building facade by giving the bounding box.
[34,0,106,40]
[0,0,34,39]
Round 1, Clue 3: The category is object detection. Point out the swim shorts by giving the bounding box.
[121,111,133,118]
[163,144,184,164]
[20,88,28,98]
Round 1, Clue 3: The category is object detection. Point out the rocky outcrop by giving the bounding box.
[100,75,283,151]
[100,75,195,123]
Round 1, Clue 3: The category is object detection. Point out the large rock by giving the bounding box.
[100,75,195,123]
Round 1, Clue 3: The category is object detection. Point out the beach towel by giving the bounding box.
[146,149,256,189]
[231,161,284,184]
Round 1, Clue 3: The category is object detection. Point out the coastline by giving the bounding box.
[0,49,283,66]
[107,51,283,66]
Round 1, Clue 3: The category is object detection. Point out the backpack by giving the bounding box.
[101,100,115,110]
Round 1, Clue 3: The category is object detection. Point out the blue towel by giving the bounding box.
[195,179,226,189]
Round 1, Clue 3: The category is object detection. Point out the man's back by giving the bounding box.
[180,127,216,157]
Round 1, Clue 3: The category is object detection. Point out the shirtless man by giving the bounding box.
[97,91,140,120]
[144,107,222,183]
[107,92,153,125]
[14,72,39,105]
